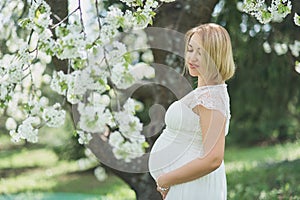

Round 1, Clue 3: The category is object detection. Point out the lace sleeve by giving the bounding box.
[191,87,229,117]
[184,85,231,135]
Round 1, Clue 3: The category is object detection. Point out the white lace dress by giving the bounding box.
[148,84,230,200]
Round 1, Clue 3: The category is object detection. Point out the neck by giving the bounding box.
[197,76,224,87]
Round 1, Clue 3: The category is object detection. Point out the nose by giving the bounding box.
[189,51,198,62]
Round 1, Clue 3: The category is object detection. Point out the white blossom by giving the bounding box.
[10,116,40,143]
[123,98,138,114]
[0,55,24,84]
[120,0,135,7]
[111,62,135,89]
[295,61,300,74]
[42,74,52,84]
[0,84,9,101]
[109,131,125,147]
[130,62,155,80]
[54,22,87,60]
[274,42,288,55]
[114,110,144,142]
[5,117,17,130]
[50,71,69,95]
[94,166,107,181]
[263,41,272,53]
[27,96,49,116]
[9,129,21,143]
[112,141,145,162]
[77,130,92,145]
[141,50,154,63]
[289,40,300,57]
[6,91,28,121]
[160,0,175,2]
[42,103,66,127]
[123,10,136,31]
[88,93,111,107]
[77,101,114,133]
[77,157,96,170]
[106,41,127,65]
[294,13,300,26]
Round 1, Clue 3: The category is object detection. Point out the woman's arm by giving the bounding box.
[157,105,226,188]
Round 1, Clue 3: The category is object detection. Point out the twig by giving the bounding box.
[95,0,102,35]
[78,0,89,66]
[27,29,34,45]
[103,48,121,111]
[78,0,86,39]
[61,59,72,107]
[50,7,80,29]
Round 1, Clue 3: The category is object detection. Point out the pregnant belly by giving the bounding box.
[148,127,203,180]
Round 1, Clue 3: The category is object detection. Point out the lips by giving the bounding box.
[189,63,200,69]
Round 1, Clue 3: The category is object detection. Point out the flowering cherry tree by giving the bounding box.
[0,0,174,163]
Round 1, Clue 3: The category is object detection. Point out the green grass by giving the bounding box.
[0,135,135,199]
[0,132,299,200]
[225,142,300,200]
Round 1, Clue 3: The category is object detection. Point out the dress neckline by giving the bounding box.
[194,83,227,91]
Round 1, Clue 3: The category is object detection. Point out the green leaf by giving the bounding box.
[22,103,34,112]
[142,141,149,149]
[86,43,94,49]
[123,52,132,63]
[18,18,31,28]
[59,81,68,91]
[73,130,78,137]
[0,101,5,108]
[261,10,272,22]
[117,16,125,28]
[135,0,143,7]
[134,12,148,24]
[277,4,291,15]
[72,58,86,70]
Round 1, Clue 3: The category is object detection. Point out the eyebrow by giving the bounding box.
[188,43,201,50]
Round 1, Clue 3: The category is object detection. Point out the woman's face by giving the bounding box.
[186,34,206,77]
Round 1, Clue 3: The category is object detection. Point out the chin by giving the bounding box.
[188,69,200,77]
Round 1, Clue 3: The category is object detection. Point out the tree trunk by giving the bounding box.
[87,134,162,200]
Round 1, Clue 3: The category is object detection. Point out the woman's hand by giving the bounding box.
[157,185,169,199]
[156,174,170,199]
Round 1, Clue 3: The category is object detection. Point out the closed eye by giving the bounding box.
[187,44,201,55]
[187,44,193,52]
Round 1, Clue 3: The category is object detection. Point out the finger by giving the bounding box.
[163,194,166,199]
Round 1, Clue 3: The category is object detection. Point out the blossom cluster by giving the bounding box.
[0,0,167,162]
[109,98,146,162]
[242,0,293,24]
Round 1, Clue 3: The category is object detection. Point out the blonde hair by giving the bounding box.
[184,23,235,81]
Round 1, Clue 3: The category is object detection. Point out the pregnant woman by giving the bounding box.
[148,23,235,199]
